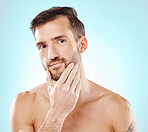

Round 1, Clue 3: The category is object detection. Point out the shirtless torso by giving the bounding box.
[10,7,137,132]
[10,80,137,132]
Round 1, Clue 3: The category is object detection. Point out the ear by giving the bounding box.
[78,36,88,53]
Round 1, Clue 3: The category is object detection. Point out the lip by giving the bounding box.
[50,62,63,67]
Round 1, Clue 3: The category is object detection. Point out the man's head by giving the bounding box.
[30,7,85,42]
[30,7,87,81]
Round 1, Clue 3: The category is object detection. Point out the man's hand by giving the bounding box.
[47,63,81,116]
[38,63,81,132]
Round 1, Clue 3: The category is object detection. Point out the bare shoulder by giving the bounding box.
[10,90,36,131]
[98,88,137,132]
[10,83,47,132]
[90,81,132,114]
[14,90,36,105]
[11,82,47,111]
[103,92,131,112]
[89,80,137,131]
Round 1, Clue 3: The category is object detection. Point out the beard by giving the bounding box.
[42,47,81,81]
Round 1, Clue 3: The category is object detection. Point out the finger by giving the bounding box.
[46,70,53,88]
[75,80,81,95]
[70,68,80,93]
[56,63,74,86]
[63,64,79,91]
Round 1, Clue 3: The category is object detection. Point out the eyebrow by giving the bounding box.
[51,35,67,41]
[36,41,46,46]
[36,35,67,46]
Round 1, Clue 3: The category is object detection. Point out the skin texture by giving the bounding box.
[10,16,138,132]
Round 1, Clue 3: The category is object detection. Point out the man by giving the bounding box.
[10,7,137,132]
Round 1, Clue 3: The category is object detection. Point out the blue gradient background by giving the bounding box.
[0,0,147,131]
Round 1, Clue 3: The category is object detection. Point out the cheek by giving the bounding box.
[39,51,47,65]
[63,44,76,55]
[61,48,74,61]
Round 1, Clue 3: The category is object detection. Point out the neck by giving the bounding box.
[76,62,91,105]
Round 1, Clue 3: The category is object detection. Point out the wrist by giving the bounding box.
[38,108,66,132]
[50,106,68,121]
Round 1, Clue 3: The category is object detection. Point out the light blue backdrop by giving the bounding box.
[0,0,147,131]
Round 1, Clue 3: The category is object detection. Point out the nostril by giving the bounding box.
[48,47,59,60]
[51,57,60,62]
[47,56,62,67]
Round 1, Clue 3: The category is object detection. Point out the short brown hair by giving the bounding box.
[30,7,85,42]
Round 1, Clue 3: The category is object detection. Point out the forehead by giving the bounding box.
[34,16,74,42]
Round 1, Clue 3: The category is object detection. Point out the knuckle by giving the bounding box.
[62,88,69,94]
[61,88,66,92]
[55,84,62,89]
[69,90,74,95]
[63,83,70,88]
[67,79,73,84]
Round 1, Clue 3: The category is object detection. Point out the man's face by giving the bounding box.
[34,16,81,81]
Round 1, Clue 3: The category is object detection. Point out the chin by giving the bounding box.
[50,63,66,81]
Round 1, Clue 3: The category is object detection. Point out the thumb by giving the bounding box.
[46,70,54,89]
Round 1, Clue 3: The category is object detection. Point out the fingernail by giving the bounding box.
[69,63,74,67]
[71,63,74,67]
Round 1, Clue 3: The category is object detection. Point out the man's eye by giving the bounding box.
[40,45,46,49]
[57,39,66,44]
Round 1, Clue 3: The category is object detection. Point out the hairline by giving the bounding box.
[33,15,78,42]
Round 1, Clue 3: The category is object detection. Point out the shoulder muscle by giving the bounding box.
[10,91,36,132]
[104,94,137,132]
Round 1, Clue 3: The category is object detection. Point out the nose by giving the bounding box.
[48,46,59,60]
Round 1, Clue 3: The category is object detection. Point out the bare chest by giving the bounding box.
[33,99,112,132]
[61,109,111,132]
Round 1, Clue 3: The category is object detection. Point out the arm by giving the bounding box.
[38,63,81,132]
[108,95,138,132]
[122,104,137,132]
[115,103,137,132]
[37,108,65,132]
[10,92,35,132]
